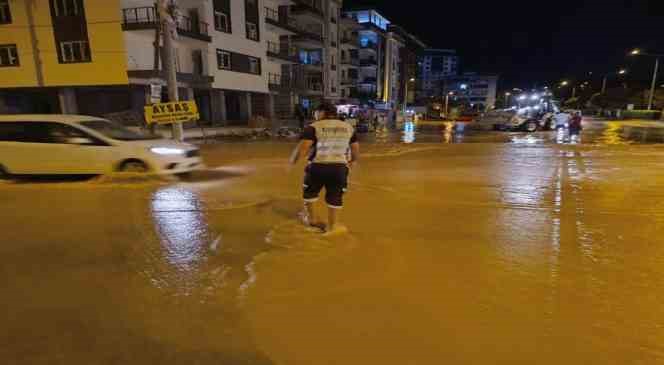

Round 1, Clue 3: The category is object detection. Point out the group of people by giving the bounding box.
[554,110,583,136]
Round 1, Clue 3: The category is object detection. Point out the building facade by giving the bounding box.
[388,24,426,107]
[420,48,459,99]
[444,73,498,110]
[0,0,132,115]
[338,11,360,103]
[0,0,346,125]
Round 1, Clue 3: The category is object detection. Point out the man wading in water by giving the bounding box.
[289,103,360,235]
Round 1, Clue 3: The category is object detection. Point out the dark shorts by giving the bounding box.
[303,163,349,209]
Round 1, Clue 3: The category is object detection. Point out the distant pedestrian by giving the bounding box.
[295,104,306,130]
[289,103,360,235]
[569,112,583,136]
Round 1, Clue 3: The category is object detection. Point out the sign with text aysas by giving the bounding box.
[145,101,200,124]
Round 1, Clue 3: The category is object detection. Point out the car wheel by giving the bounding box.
[525,121,538,133]
[0,165,9,180]
[119,160,149,173]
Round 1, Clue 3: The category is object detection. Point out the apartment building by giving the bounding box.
[445,73,499,110]
[388,24,427,106]
[343,8,404,109]
[1,0,345,125]
[338,12,361,103]
[0,0,132,115]
[420,48,459,99]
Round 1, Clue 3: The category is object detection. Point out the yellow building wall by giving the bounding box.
[0,0,129,88]
[0,0,39,87]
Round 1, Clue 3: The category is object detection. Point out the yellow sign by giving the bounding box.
[145,101,200,124]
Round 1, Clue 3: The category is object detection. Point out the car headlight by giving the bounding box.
[150,147,186,156]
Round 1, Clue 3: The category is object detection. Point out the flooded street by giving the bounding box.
[3,120,664,364]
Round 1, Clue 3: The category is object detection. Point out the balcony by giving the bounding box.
[267,41,299,63]
[303,79,323,94]
[330,64,337,71]
[341,77,358,85]
[268,73,292,92]
[121,7,211,42]
[292,26,324,47]
[291,0,324,20]
[360,41,377,50]
[264,7,299,34]
[360,58,378,67]
[330,40,337,48]
[127,70,214,87]
[359,77,377,84]
[341,36,359,46]
[341,58,360,66]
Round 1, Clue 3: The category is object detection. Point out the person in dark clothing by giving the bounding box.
[569,112,583,136]
[295,104,306,130]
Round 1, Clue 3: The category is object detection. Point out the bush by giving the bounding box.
[621,110,662,120]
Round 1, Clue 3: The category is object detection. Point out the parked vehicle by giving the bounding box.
[476,109,555,132]
[0,115,203,178]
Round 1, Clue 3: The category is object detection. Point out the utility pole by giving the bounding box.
[601,76,607,94]
[647,57,659,111]
[158,0,184,141]
[25,0,43,87]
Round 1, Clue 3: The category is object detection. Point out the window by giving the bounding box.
[0,122,93,144]
[246,0,257,6]
[53,0,80,17]
[216,49,231,70]
[246,22,258,41]
[0,0,11,24]
[0,44,19,67]
[249,57,260,74]
[214,11,229,32]
[59,41,90,63]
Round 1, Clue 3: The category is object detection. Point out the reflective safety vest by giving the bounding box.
[310,119,355,164]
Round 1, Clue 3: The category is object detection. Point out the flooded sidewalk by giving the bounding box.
[2,124,664,364]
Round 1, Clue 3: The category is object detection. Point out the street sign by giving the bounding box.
[144,100,200,125]
[150,84,162,104]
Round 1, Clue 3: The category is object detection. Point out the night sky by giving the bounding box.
[347,0,663,90]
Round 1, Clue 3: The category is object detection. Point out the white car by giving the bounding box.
[0,115,203,177]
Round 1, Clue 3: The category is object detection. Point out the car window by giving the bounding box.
[0,122,101,144]
[0,122,50,143]
[46,123,91,144]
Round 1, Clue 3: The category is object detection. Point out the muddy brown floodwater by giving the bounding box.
[2,121,664,364]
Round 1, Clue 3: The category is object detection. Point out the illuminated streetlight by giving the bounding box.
[560,81,569,87]
[409,78,416,82]
[631,49,641,56]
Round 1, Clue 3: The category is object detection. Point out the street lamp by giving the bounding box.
[630,48,664,110]
[505,92,511,107]
[403,78,416,112]
[445,91,454,118]
[601,68,628,94]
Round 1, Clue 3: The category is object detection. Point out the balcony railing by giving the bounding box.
[268,73,292,91]
[361,41,377,49]
[341,36,359,45]
[291,0,324,19]
[305,80,323,92]
[177,14,211,42]
[360,77,377,84]
[293,23,323,44]
[264,7,299,33]
[341,77,358,85]
[341,58,359,66]
[360,58,377,67]
[266,41,299,63]
[121,7,211,42]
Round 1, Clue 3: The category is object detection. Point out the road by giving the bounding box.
[2,119,664,364]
